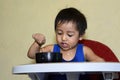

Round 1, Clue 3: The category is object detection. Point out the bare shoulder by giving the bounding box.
[83,45,104,62]
[83,45,93,54]
[40,44,54,52]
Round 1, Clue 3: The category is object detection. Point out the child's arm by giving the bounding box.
[27,33,46,59]
[84,46,105,62]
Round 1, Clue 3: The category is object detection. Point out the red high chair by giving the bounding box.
[79,39,119,80]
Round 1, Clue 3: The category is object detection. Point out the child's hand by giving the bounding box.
[32,33,46,45]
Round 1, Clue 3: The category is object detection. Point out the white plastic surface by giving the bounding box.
[13,62,120,74]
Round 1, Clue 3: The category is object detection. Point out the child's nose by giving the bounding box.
[62,35,67,41]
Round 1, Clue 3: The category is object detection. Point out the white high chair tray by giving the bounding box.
[13,62,120,74]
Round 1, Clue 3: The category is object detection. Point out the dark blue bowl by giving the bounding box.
[36,52,62,63]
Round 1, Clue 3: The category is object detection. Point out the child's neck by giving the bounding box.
[60,47,77,61]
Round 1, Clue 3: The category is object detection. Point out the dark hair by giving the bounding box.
[55,7,87,35]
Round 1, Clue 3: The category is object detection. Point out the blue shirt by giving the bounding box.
[53,44,85,62]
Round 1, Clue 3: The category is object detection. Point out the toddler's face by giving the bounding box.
[55,21,81,51]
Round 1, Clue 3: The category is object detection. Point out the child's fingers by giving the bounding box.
[32,33,46,44]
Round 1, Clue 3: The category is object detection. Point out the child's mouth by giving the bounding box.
[61,42,69,48]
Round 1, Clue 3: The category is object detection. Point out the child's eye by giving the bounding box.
[68,34,73,37]
[56,31,63,35]
[57,32,62,35]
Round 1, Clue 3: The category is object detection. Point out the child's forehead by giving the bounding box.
[56,21,78,31]
[57,20,77,27]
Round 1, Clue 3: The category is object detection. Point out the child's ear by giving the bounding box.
[79,33,85,40]
[79,36,83,41]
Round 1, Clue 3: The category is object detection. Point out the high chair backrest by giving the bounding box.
[79,39,120,80]
[79,39,119,62]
